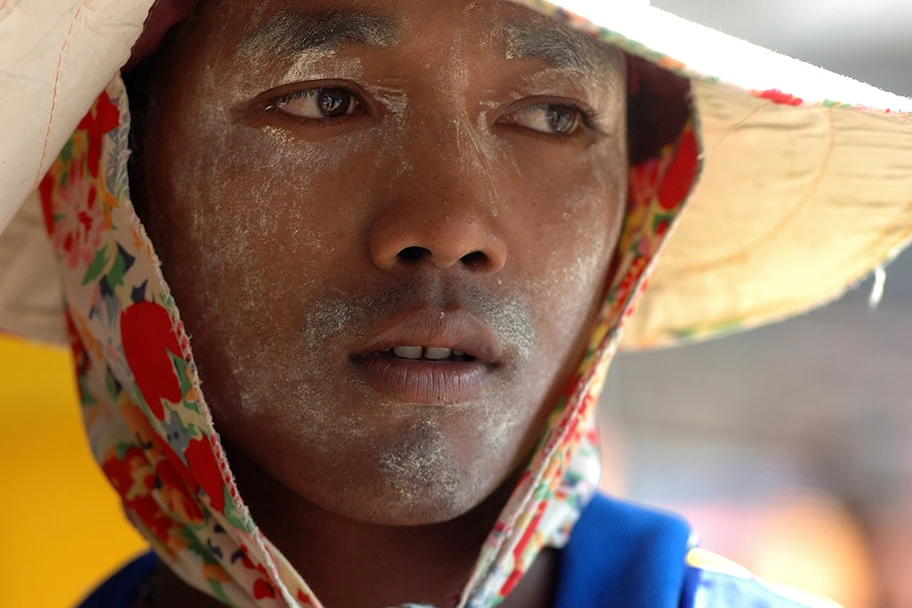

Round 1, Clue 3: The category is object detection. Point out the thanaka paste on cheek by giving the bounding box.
[162,44,542,522]
[148,0,629,531]
[275,282,539,521]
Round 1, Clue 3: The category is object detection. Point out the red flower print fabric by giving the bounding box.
[38,64,697,607]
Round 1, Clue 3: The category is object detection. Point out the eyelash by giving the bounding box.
[524,102,600,136]
[261,88,600,139]
[264,87,366,127]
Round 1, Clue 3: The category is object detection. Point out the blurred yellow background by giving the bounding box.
[0,335,145,607]
[0,333,876,607]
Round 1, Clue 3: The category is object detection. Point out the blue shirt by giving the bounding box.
[79,494,831,608]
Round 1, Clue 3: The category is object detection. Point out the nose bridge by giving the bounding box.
[369,108,507,274]
[414,106,500,211]
[394,55,499,202]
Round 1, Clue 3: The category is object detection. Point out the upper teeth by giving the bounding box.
[393,346,453,360]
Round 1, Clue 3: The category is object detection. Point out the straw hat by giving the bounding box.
[1,0,911,349]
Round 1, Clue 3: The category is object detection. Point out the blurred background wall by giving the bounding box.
[1,0,910,606]
[600,2,912,607]
[0,336,145,606]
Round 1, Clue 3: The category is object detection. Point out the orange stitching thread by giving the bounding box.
[675,108,837,274]
[643,114,912,343]
[699,100,773,160]
[34,0,86,189]
[0,0,17,16]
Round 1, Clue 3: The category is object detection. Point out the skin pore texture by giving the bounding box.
[129,0,627,606]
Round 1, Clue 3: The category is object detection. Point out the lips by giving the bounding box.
[350,308,503,404]
[368,346,474,362]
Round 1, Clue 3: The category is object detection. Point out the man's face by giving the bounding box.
[136,0,626,525]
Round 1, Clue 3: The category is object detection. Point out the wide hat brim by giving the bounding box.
[535,0,912,348]
[1,0,911,348]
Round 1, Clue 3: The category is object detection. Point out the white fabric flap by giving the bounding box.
[0,0,155,235]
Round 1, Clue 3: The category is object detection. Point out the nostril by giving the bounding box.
[460,251,487,269]
[398,246,430,263]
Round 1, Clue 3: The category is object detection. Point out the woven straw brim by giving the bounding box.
[626,80,912,348]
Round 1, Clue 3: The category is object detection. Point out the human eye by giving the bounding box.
[266,87,364,121]
[500,102,594,137]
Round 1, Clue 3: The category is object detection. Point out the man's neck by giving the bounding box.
[149,448,555,608]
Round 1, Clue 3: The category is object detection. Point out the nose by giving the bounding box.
[368,116,509,275]
[369,205,508,274]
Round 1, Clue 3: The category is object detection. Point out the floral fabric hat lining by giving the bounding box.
[2,0,912,606]
[37,68,696,604]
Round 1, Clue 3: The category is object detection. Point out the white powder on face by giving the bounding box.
[521,65,625,133]
[377,420,455,503]
[151,0,627,526]
[364,82,410,118]
[362,80,413,176]
[262,125,293,143]
[497,37,628,323]
[158,25,383,437]
[281,53,363,87]
[253,279,537,519]
[548,185,619,289]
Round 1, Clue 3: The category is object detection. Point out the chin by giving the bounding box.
[315,459,485,527]
[307,418,481,525]
[361,497,478,527]
[371,475,484,526]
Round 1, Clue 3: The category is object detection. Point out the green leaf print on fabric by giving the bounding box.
[83,244,113,286]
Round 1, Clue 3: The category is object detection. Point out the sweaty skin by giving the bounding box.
[128,0,627,606]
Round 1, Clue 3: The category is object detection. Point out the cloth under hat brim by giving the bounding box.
[2,0,912,349]
[514,0,912,348]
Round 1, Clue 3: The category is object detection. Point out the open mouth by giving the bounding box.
[361,346,478,363]
[349,309,502,404]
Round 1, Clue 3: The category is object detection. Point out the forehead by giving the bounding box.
[230,0,619,73]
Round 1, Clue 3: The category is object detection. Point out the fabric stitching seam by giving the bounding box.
[671,108,836,274]
[34,0,86,190]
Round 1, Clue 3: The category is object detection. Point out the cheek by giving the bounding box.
[156,119,385,301]
[147,111,396,418]
[526,198,617,389]
[509,153,625,351]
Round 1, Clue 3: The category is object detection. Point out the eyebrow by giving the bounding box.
[503,20,619,73]
[238,8,399,58]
